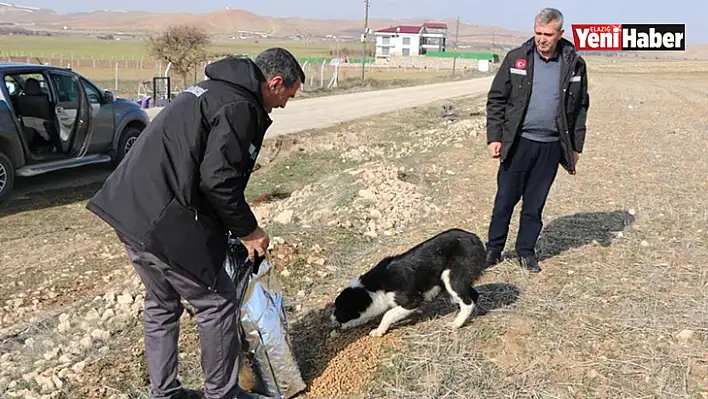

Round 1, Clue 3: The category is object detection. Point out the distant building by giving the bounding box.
[374,22,447,58]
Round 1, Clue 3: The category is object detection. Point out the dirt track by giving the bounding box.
[12,77,494,198]
[147,76,495,137]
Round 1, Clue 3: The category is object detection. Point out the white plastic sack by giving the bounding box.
[225,238,306,399]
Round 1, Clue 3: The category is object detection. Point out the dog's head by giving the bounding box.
[330,283,374,330]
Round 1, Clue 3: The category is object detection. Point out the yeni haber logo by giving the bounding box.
[571,24,686,51]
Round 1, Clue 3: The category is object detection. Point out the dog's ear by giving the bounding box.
[351,287,373,304]
[378,256,394,269]
[338,287,373,312]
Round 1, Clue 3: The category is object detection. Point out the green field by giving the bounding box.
[0,34,485,98]
[0,35,342,60]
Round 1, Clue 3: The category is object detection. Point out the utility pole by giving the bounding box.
[452,16,460,76]
[361,0,370,81]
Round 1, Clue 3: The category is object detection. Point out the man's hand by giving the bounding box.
[240,226,270,262]
[488,142,502,158]
[573,152,581,167]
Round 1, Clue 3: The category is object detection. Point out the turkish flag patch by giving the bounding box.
[514,59,527,69]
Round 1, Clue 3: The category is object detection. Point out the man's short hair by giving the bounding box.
[535,7,564,31]
[254,47,306,87]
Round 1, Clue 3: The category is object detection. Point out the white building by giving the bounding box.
[374,23,448,58]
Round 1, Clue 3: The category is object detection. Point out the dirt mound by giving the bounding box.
[343,161,438,237]
[252,161,438,238]
[339,116,484,164]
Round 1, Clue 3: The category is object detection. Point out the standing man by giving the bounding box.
[484,8,590,273]
[86,48,304,399]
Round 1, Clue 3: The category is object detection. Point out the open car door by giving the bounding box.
[47,70,91,157]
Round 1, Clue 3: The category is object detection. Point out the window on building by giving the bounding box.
[383,47,390,55]
[402,37,411,46]
[402,48,410,56]
[382,37,390,45]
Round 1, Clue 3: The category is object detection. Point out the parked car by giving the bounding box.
[0,63,150,203]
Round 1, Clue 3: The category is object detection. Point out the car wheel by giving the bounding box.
[0,151,15,204]
[114,126,142,166]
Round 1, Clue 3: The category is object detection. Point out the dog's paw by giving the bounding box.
[369,328,386,337]
[446,320,464,330]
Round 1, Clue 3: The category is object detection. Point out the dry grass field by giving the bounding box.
[0,57,706,399]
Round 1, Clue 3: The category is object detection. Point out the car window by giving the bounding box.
[80,78,102,104]
[4,77,19,96]
[4,73,49,97]
[50,74,79,104]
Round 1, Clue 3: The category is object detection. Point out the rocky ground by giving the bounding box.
[0,59,707,399]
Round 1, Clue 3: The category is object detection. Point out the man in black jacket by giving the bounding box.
[485,8,590,273]
[86,48,304,399]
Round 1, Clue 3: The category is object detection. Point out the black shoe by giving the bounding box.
[518,256,541,273]
[174,389,204,399]
[485,250,502,268]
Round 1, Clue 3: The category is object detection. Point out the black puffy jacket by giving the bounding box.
[486,37,590,174]
[86,57,272,291]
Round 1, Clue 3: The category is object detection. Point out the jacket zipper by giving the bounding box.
[560,54,579,173]
[561,55,579,128]
[188,205,221,292]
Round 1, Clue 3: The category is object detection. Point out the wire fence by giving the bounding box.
[1,54,490,100]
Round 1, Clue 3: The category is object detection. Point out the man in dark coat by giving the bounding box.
[86,48,304,399]
[485,8,590,273]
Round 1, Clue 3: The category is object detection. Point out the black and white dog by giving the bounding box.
[331,228,487,337]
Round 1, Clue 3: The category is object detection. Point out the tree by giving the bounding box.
[147,25,211,89]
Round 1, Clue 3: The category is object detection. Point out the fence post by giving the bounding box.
[320,60,326,89]
[302,61,309,89]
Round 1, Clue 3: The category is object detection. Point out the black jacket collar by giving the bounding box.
[522,37,577,64]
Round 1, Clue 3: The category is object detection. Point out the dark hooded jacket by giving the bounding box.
[486,37,590,174]
[86,57,272,291]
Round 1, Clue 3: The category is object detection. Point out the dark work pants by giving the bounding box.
[487,137,562,258]
[125,245,244,399]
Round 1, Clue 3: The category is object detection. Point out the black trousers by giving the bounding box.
[487,137,562,258]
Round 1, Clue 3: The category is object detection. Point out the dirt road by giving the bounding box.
[148,76,495,137]
[12,77,494,197]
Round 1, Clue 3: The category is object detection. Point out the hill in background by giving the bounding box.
[1,2,706,58]
[0,3,528,48]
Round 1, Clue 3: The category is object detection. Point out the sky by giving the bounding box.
[23,0,708,43]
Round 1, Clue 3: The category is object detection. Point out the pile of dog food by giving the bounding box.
[308,333,397,397]
[290,307,398,398]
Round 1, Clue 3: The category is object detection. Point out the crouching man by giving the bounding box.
[86,48,304,399]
